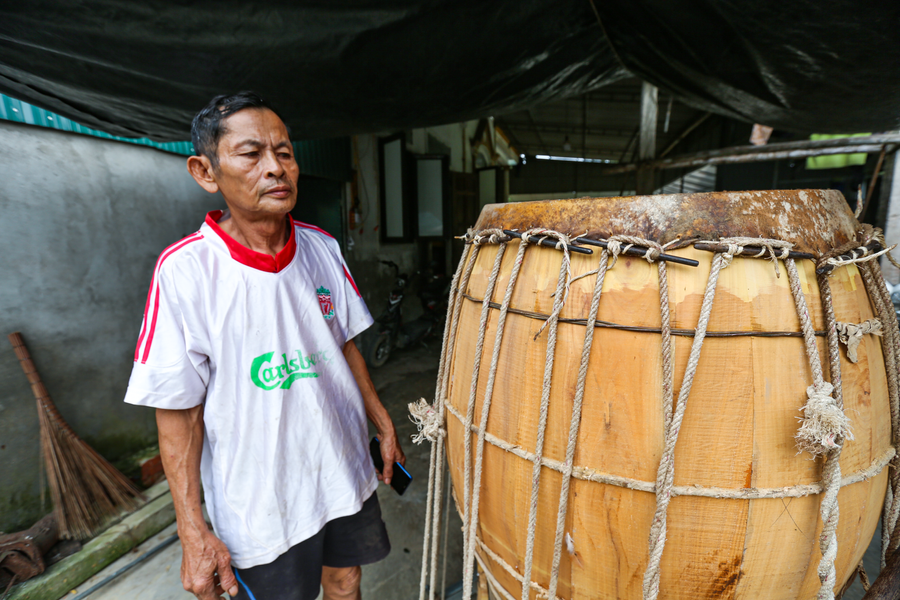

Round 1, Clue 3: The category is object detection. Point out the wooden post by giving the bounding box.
[861,548,900,599]
[636,82,658,195]
[476,563,490,600]
[881,152,900,284]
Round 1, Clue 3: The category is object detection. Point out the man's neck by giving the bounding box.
[217,209,290,258]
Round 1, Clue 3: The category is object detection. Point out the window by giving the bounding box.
[416,155,449,238]
[378,133,414,242]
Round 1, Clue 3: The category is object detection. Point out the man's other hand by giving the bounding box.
[377,428,406,486]
[180,528,239,599]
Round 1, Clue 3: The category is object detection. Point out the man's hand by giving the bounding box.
[180,528,239,599]
[342,339,406,486]
[377,428,406,486]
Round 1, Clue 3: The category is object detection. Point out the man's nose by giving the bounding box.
[262,148,285,178]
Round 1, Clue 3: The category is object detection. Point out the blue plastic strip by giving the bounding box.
[234,569,258,600]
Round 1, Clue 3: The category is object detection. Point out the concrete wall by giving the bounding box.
[0,121,222,532]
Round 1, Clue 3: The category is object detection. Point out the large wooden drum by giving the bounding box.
[440,190,896,600]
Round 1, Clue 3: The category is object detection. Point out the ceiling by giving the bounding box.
[496,78,723,163]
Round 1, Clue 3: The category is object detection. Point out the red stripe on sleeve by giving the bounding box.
[342,264,362,298]
[135,233,203,363]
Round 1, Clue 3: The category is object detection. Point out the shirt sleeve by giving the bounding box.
[124,261,208,409]
[327,238,373,344]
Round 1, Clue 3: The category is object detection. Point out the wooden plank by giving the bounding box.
[7,480,174,600]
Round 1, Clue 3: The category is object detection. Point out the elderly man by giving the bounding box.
[124,92,404,600]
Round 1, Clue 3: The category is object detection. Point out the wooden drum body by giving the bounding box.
[442,191,893,599]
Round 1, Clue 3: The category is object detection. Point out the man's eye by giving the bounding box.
[243,152,259,158]
[279,153,292,159]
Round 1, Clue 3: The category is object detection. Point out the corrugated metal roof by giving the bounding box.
[0,93,351,181]
[0,93,194,155]
[655,164,717,194]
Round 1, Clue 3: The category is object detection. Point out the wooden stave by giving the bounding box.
[444,193,891,600]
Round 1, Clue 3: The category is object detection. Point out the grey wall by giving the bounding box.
[0,121,221,532]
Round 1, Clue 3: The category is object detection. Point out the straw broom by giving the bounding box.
[8,332,143,539]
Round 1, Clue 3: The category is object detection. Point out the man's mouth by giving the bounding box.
[264,185,292,198]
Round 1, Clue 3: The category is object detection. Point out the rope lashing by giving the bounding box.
[460,236,524,600]
[460,241,508,600]
[643,241,736,600]
[547,245,613,599]
[851,255,900,566]
[835,319,883,363]
[695,236,793,276]
[417,241,478,600]
[785,254,849,600]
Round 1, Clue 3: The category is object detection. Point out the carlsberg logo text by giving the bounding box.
[250,349,332,390]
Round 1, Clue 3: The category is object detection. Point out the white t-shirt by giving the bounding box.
[124,210,377,568]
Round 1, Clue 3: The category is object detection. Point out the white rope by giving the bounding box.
[835,319,883,363]
[461,236,518,600]
[642,246,735,600]
[520,233,571,600]
[787,257,846,600]
[547,247,612,598]
[447,402,896,498]
[461,242,508,600]
[417,241,478,600]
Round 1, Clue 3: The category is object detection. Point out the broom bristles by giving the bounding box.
[10,332,144,539]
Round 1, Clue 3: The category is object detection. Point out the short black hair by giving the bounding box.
[190,91,285,167]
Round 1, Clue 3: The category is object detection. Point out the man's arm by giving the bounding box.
[343,339,406,484]
[157,407,238,600]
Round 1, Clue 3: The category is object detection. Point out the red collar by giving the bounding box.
[205,210,296,273]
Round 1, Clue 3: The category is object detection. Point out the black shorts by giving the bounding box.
[232,491,390,600]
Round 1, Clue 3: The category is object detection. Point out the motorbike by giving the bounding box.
[362,260,449,368]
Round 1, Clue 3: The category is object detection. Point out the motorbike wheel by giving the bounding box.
[367,332,392,369]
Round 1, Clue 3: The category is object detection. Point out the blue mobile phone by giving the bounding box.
[370,436,412,495]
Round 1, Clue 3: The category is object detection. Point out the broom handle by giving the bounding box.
[8,332,76,436]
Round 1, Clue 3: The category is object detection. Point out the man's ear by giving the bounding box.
[187,155,220,194]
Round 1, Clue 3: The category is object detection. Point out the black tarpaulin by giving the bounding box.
[0,1,897,142]
[0,1,625,141]
[591,0,900,134]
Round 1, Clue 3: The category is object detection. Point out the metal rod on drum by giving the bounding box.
[693,242,816,262]
[572,236,699,267]
[502,230,593,255]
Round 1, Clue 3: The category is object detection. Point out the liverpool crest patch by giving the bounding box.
[317,286,335,320]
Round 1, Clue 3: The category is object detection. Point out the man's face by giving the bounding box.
[209,108,299,217]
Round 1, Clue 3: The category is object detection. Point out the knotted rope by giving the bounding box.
[836,319,883,363]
